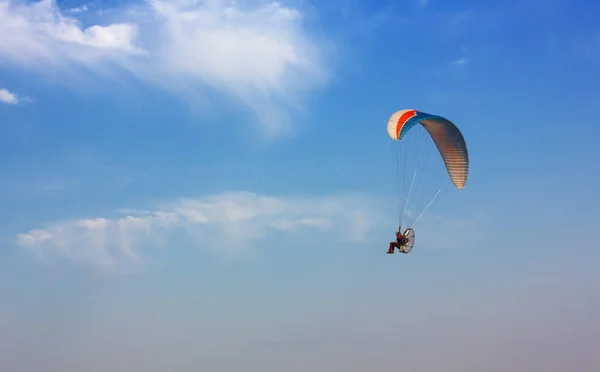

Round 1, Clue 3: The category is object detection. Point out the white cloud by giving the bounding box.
[66,4,88,14]
[0,0,330,137]
[0,87,18,104]
[16,191,381,269]
[0,0,143,62]
[450,58,468,67]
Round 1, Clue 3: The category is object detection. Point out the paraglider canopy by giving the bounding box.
[387,109,469,189]
[387,108,469,230]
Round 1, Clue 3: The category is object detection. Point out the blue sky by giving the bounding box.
[1,0,599,370]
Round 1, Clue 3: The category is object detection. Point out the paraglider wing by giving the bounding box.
[387,109,469,189]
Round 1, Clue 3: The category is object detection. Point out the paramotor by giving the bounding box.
[387,109,469,253]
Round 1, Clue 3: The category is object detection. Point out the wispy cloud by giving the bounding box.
[450,58,468,68]
[16,191,381,270]
[0,87,18,104]
[66,4,88,14]
[432,57,469,77]
[0,0,330,138]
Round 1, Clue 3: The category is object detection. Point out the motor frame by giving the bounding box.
[398,228,416,253]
